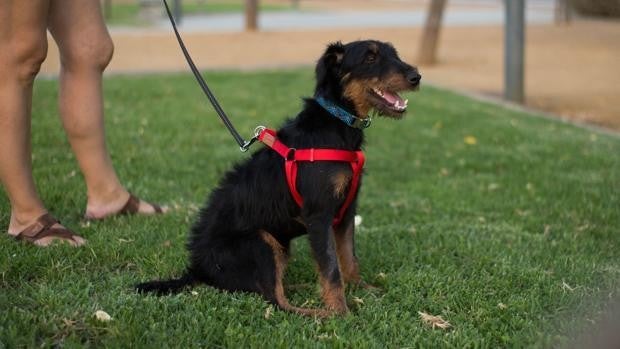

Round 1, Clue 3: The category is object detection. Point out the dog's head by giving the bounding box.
[315,40,421,119]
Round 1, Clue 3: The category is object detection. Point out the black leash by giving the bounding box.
[161,0,258,151]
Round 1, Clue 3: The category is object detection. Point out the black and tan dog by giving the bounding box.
[136,40,421,317]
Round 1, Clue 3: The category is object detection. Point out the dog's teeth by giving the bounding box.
[404,99,409,105]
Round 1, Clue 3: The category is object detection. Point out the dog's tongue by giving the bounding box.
[382,91,404,106]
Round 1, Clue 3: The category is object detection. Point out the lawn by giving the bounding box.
[1,69,619,348]
[104,0,295,26]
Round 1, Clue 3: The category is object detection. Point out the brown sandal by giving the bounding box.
[83,193,165,220]
[118,193,164,215]
[14,213,84,246]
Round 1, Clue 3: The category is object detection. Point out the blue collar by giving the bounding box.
[315,96,372,129]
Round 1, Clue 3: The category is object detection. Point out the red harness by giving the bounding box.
[257,128,365,227]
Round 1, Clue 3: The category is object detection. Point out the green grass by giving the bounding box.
[104,1,294,26]
[1,69,619,348]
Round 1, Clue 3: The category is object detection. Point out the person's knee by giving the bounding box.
[8,36,48,83]
[61,35,114,72]
[93,36,114,71]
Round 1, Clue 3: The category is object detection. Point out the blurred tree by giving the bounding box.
[504,0,525,103]
[555,0,573,24]
[138,0,163,23]
[246,0,258,31]
[571,0,620,17]
[173,0,182,24]
[417,0,447,65]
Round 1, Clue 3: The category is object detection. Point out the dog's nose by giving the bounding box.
[407,72,422,85]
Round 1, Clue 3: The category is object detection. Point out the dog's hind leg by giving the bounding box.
[258,230,333,318]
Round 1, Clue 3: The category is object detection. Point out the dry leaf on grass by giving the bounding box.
[94,310,112,322]
[264,306,273,319]
[464,136,478,145]
[562,280,576,292]
[62,318,76,327]
[487,183,500,191]
[418,311,452,329]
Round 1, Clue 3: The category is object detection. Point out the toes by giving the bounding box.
[33,235,85,247]
[33,236,54,247]
[138,200,168,215]
[31,224,87,247]
[71,235,87,246]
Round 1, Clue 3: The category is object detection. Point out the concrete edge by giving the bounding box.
[426,81,620,139]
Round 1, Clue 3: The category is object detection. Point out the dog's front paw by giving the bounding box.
[325,305,349,317]
[325,296,349,315]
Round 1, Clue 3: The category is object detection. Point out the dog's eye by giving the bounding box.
[365,53,377,64]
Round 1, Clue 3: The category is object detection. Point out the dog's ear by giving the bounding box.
[322,41,345,66]
[315,41,345,89]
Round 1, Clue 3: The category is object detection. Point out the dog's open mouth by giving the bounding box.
[370,87,408,116]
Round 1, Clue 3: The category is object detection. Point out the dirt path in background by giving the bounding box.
[40,19,620,131]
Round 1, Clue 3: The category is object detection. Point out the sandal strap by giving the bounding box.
[17,213,59,239]
[15,213,79,243]
[30,227,79,242]
[119,193,163,214]
[119,193,141,214]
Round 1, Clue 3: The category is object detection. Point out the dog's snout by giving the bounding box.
[407,71,421,85]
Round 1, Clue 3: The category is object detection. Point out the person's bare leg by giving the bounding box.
[0,0,84,246]
[48,0,165,219]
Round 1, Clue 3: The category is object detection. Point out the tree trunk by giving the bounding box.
[245,0,258,31]
[555,0,573,24]
[417,0,447,65]
[504,0,525,103]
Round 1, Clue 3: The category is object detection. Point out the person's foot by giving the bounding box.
[84,189,168,220]
[8,212,86,247]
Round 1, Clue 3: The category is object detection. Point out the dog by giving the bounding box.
[136,40,421,317]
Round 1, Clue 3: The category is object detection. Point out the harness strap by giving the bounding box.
[258,129,365,227]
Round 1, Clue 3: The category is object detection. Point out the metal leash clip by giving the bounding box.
[240,125,267,152]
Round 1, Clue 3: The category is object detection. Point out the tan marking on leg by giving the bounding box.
[259,230,333,317]
[319,274,348,314]
[334,221,361,284]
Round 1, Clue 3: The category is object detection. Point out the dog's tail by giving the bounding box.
[135,271,197,295]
